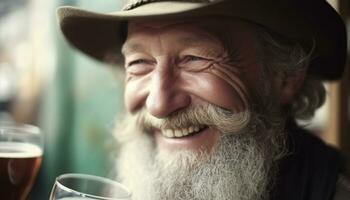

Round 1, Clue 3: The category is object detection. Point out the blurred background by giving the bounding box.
[0,0,349,199]
[0,0,124,199]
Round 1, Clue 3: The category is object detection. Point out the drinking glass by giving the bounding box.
[0,122,43,200]
[49,173,132,200]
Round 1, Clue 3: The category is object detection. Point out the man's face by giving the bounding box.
[122,18,261,153]
[117,18,288,200]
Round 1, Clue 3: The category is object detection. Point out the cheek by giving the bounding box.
[124,78,149,112]
[183,71,250,113]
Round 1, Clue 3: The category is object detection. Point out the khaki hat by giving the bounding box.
[57,0,347,80]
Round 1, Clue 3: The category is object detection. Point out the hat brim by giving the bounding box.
[57,0,346,80]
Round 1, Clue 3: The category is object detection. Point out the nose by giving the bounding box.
[145,63,191,118]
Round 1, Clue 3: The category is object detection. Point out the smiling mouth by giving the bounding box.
[160,125,208,138]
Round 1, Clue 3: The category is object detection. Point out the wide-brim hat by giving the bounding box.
[57,0,347,80]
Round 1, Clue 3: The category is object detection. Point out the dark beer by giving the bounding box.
[0,142,42,200]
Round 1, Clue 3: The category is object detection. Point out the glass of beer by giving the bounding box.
[49,173,132,200]
[0,123,43,200]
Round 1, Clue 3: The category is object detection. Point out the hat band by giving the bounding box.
[123,0,212,11]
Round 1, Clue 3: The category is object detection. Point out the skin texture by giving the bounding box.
[122,18,303,152]
[117,18,310,200]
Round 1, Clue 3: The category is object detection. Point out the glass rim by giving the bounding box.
[55,173,132,200]
[0,122,41,135]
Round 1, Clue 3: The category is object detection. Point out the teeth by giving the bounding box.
[164,129,174,138]
[182,128,189,136]
[194,126,199,132]
[162,126,204,138]
[174,130,183,137]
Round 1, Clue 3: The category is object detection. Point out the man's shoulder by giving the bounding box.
[333,175,350,200]
[281,124,345,200]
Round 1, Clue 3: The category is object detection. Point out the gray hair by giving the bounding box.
[254,27,326,120]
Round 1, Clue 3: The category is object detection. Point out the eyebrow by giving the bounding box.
[121,43,146,56]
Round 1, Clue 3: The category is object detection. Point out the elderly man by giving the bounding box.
[57,0,349,199]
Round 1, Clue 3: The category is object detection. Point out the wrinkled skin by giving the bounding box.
[122,18,265,152]
[118,18,307,200]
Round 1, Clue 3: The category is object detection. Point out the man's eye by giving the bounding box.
[184,55,205,62]
[125,59,153,76]
[128,59,146,66]
[178,55,211,71]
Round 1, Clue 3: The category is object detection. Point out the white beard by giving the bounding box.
[115,112,286,200]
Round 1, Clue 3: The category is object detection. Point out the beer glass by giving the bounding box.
[0,123,43,200]
[50,173,132,200]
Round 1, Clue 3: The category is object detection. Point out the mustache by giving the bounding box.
[136,103,251,134]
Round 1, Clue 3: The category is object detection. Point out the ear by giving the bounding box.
[279,70,306,106]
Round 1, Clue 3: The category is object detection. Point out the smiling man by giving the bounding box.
[57,0,349,200]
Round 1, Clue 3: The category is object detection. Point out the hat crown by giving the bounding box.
[123,0,213,10]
